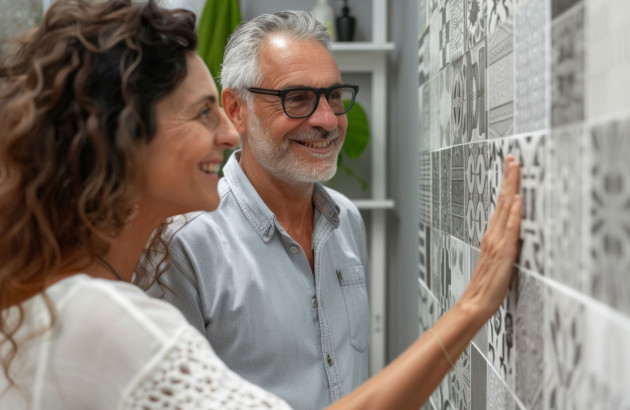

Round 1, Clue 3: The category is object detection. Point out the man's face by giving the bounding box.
[243,36,347,185]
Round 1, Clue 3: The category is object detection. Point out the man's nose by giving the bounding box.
[306,94,338,132]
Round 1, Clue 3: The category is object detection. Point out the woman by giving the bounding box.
[0,0,521,408]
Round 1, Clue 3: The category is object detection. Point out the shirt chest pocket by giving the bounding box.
[336,266,369,352]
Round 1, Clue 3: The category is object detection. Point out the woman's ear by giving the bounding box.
[221,88,249,135]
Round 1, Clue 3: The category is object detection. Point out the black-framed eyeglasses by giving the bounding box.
[247,84,359,119]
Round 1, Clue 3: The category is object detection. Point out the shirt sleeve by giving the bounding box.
[121,326,293,410]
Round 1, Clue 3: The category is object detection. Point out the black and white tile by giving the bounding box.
[515,271,544,409]
[465,142,490,248]
[542,286,585,410]
[487,364,517,410]
[512,134,546,274]
[587,118,630,315]
[451,56,467,146]
[465,40,487,142]
[451,144,467,242]
[471,345,487,410]
[546,124,585,291]
[466,0,486,50]
[487,0,516,36]
[486,274,517,390]
[448,344,472,410]
[551,3,584,127]
[418,29,431,88]
[441,148,452,235]
[419,222,431,284]
[418,279,441,333]
[585,0,630,120]
[432,66,452,148]
[448,236,469,308]
[421,83,432,151]
[551,0,581,20]
[430,4,451,76]
[432,150,441,229]
[450,0,466,63]
[514,0,548,133]
[487,18,514,138]
[580,305,630,409]
[430,227,442,295]
[419,151,432,227]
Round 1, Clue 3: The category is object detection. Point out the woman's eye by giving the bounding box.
[198,107,219,129]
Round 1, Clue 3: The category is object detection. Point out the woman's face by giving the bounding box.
[141,53,239,218]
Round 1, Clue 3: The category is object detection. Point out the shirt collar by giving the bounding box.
[222,150,341,242]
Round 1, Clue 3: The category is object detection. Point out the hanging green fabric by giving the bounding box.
[196,0,242,97]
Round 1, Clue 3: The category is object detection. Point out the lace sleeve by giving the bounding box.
[122,327,293,410]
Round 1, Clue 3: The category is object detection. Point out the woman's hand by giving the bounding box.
[459,154,522,321]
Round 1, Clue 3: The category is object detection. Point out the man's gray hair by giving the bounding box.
[221,10,331,98]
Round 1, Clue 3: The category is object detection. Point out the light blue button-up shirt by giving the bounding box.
[149,151,370,410]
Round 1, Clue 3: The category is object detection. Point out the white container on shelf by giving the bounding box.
[311,0,336,40]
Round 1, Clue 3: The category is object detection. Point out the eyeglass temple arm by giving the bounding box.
[247,87,281,96]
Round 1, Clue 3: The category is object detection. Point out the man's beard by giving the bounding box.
[245,109,342,185]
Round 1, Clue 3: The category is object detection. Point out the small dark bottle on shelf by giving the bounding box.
[336,0,355,41]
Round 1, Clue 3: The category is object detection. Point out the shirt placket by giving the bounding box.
[312,216,344,402]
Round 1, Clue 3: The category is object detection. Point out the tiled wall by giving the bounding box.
[417,0,630,408]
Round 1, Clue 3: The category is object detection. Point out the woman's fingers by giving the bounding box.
[486,156,519,236]
[468,156,522,315]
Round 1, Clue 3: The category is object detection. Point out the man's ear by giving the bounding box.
[222,88,248,135]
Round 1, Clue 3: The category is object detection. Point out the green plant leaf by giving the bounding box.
[196,0,242,95]
[342,100,370,159]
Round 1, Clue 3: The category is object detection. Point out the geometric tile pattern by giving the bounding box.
[465,142,490,248]
[512,133,546,274]
[451,56,467,146]
[419,151,431,227]
[587,119,630,315]
[441,148,452,235]
[546,124,584,291]
[487,19,514,139]
[543,286,585,410]
[465,41,487,143]
[466,0,486,50]
[487,0,515,36]
[515,270,544,409]
[551,3,585,127]
[451,145,467,242]
[514,0,548,134]
[486,273,516,389]
[487,364,517,410]
[418,0,630,408]
[450,0,465,63]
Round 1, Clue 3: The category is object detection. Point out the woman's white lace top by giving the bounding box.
[0,275,292,409]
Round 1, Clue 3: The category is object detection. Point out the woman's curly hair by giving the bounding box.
[0,0,197,385]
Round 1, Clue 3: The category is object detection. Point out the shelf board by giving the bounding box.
[351,199,395,210]
[331,42,395,53]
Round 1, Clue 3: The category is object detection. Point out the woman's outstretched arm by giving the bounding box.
[330,155,522,410]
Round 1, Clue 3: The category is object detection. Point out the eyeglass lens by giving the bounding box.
[284,87,355,117]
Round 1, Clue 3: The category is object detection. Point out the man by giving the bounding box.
[148,11,369,410]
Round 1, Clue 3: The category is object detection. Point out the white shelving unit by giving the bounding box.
[332,0,394,375]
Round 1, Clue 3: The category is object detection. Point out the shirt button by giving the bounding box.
[311,296,318,308]
[289,245,299,254]
[326,354,334,367]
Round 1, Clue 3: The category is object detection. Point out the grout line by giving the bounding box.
[517,265,630,324]
[477,342,529,410]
